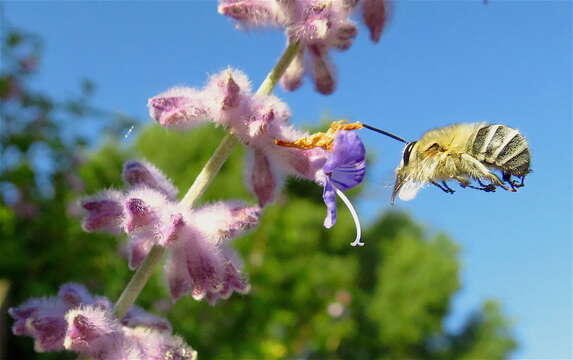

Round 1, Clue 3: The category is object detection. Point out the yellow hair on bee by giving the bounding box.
[415,123,484,156]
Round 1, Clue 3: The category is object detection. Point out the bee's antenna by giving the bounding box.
[362,123,408,144]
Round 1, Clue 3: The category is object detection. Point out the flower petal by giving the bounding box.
[246,148,284,206]
[165,243,194,301]
[322,179,338,228]
[58,283,94,308]
[309,46,336,95]
[323,130,366,190]
[121,306,171,333]
[280,46,305,91]
[191,201,260,242]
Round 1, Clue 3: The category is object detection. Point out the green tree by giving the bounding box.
[0,25,133,359]
[1,27,516,360]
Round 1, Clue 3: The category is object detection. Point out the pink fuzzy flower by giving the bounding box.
[149,70,330,206]
[9,283,196,359]
[218,0,389,94]
[8,283,107,353]
[64,305,123,356]
[164,201,259,304]
[147,68,253,132]
[80,160,260,303]
[9,297,68,352]
[65,306,196,359]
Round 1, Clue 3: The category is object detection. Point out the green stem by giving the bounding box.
[256,41,301,96]
[112,41,301,319]
[179,134,239,209]
[113,246,165,318]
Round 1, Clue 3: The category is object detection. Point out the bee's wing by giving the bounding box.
[392,156,439,203]
[397,179,426,201]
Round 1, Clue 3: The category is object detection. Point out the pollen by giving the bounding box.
[274,120,363,151]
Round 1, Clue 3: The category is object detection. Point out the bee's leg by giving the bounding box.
[460,154,514,192]
[431,181,455,194]
[470,179,497,192]
[502,172,525,191]
[441,181,456,193]
[485,173,513,192]
[454,177,470,189]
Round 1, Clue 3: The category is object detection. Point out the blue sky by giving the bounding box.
[4,1,571,358]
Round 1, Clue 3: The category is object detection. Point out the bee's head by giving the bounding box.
[400,141,418,168]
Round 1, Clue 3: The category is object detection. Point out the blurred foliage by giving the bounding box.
[1,24,516,360]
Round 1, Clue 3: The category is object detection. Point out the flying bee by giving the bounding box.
[358,122,531,202]
[380,123,531,202]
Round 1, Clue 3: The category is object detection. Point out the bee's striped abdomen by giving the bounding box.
[471,124,531,176]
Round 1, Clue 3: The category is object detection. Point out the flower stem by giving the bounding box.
[112,41,301,319]
[257,41,301,96]
[179,134,239,209]
[113,246,165,318]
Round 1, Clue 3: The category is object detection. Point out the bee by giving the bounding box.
[389,123,531,202]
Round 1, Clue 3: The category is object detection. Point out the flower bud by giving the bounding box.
[362,0,389,43]
[247,149,283,206]
[218,0,283,27]
[147,87,209,130]
[122,160,178,200]
[280,47,305,91]
[58,283,94,308]
[80,191,125,234]
[309,48,336,95]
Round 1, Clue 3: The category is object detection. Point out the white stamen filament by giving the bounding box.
[334,187,364,247]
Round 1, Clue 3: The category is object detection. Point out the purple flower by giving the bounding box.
[321,130,365,232]
[9,283,196,359]
[9,297,68,352]
[218,0,390,94]
[147,69,253,132]
[80,160,260,303]
[275,122,367,246]
[163,201,259,304]
[64,306,196,359]
[8,283,106,352]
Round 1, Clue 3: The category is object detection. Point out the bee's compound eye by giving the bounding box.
[426,143,440,152]
[403,141,417,166]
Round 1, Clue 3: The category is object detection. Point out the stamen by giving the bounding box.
[334,187,364,247]
[274,120,365,151]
